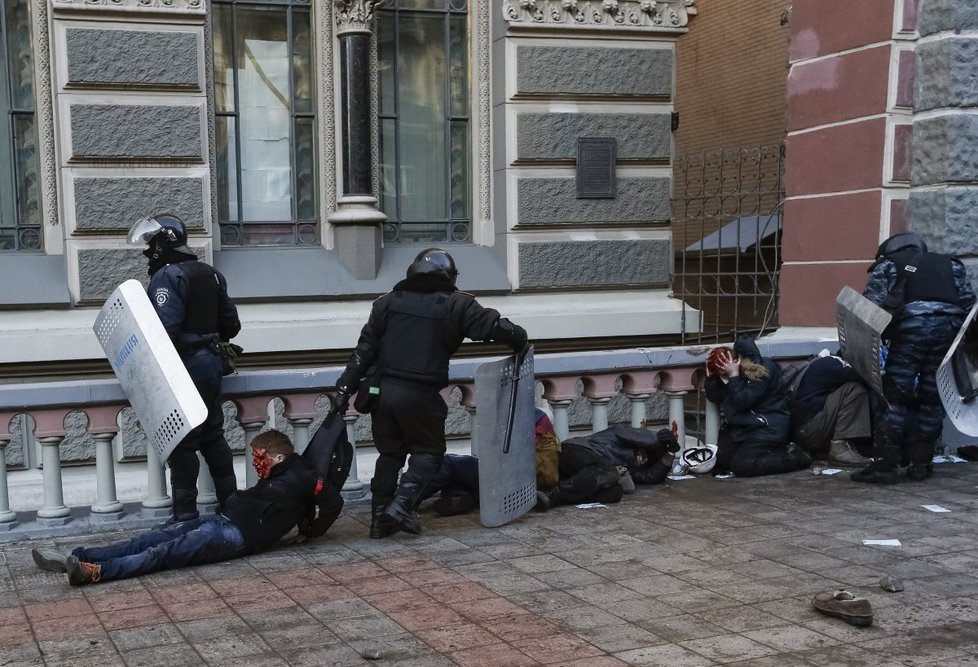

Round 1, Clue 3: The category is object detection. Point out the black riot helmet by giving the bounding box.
[127,214,189,252]
[406,248,458,284]
[869,232,928,273]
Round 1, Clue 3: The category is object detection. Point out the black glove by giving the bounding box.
[331,387,351,414]
[493,318,529,360]
[656,428,680,454]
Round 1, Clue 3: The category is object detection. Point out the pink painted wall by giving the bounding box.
[778,0,912,327]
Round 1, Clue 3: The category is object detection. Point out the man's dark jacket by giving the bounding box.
[790,355,863,427]
[704,337,790,444]
[563,424,679,484]
[221,454,319,552]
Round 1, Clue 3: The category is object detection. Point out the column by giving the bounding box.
[327,0,386,279]
[542,376,580,441]
[284,393,320,455]
[704,399,721,446]
[88,406,124,521]
[660,368,697,452]
[583,375,618,433]
[235,397,271,489]
[34,411,70,525]
[341,408,366,499]
[142,443,172,517]
[0,439,16,529]
[460,384,477,456]
[622,371,658,428]
[196,453,217,508]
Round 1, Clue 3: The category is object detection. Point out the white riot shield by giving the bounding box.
[837,286,892,396]
[94,280,207,462]
[938,304,978,436]
[475,348,536,528]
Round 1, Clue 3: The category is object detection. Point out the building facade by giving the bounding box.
[0,0,698,376]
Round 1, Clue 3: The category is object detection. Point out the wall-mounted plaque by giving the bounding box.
[577,137,617,199]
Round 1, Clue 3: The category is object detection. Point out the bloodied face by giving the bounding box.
[252,448,284,479]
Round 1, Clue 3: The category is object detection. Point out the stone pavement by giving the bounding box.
[5,462,978,666]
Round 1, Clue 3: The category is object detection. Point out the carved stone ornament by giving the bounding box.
[51,0,204,14]
[503,0,696,30]
[335,0,384,35]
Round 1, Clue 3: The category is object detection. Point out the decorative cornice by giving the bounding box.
[502,0,696,31]
[51,0,204,14]
[334,0,383,36]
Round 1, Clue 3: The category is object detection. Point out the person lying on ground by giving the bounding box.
[535,423,679,511]
[416,453,480,517]
[705,336,812,477]
[31,429,328,587]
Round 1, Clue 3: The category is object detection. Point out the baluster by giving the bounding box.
[542,376,579,442]
[34,410,71,525]
[622,371,658,428]
[283,394,319,455]
[235,397,270,489]
[705,398,721,446]
[660,368,697,452]
[459,384,477,456]
[341,407,366,498]
[87,407,124,521]
[143,441,172,517]
[0,412,16,528]
[197,454,217,509]
[583,375,618,433]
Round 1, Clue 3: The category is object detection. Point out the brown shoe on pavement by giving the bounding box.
[829,440,871,466]
[65,556,101,586]
[811,589,873,627]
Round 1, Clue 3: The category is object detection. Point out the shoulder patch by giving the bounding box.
[154,287,170,306]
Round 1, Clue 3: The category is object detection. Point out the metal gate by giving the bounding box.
[673,144,785,344]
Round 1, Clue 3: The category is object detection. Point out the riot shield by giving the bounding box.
[836,286,892,395]
[475,348,536,528]
[94,280,207,462]
[938,304,978,436]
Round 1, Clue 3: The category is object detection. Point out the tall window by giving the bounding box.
[212,0,317,246]
[378,0,470,244]
[0,0,41,252]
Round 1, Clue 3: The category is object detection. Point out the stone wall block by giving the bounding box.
[516,112,671,162]
[910,187,978,255]
[77,246,205,302]
[519,239,672,289]
[70,104,202,161]
[517,177,670,225]
[74,177,205,231]
[515,46,672,99]
[66,28,200,88]
[918,0,978,37]
[911,114,978,186]
[915,38,978,112]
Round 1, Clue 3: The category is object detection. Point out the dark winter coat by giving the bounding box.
[221,454,319,553]
[704,337,791,445]
[562,424,679,485]
[790,355,863,427]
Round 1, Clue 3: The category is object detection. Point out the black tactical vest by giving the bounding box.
[894,250,960,307]
[379,290,455,385]
[177,261,220,334]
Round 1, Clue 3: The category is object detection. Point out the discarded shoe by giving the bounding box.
[850,464,899,485]
[906,463,933,482]
[432,493,476,517]
[828,440,871,466]
[31,548,68,573]
[811,589,873,627]
[65,556,101,587]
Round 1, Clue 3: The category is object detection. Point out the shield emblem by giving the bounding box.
[475,348,536,528]
[938,304,978,436]
[836,286,892,395]
[93,280,207,462]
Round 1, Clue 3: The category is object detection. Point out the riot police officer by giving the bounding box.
[127,214,241,521]
[334,248,529,538]
[853,232,976,484]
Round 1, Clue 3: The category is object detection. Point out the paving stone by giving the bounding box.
[742,624,840,652]
[510,631,606,664]
[327,613,408,642]
[108,623,183,652]
[542,604,626,631]
[449,641,541,667]
[614,642,716,666]
[682,633,781,663]
[575,622,666,653]
[413,621,498,653]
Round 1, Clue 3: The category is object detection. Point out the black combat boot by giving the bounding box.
[851,433,900,485]
[384,483,424,534]
[370,500,397,539]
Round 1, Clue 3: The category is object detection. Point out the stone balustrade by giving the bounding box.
[0,339,829,537]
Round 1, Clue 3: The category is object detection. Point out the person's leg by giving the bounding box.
[384,384,448,534]
[369,386,408,538]
[73,518,206,563]
[89,516,247,582]
[729,439,810,477]
[187,351,237,505]
[827,382,874,441]
[167,442,201,521]
[540,443,620,507]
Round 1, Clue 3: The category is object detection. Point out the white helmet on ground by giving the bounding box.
[680,444,718,474]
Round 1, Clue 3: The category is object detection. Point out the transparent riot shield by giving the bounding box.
[475,348,536,528]
[938,304,978,436]
[836,286,892,396]
[94,280,207,462]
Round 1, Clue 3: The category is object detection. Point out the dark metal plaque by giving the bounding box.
[577,137,617,199]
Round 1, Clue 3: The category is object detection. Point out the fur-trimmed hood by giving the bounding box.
[733,337,769,382]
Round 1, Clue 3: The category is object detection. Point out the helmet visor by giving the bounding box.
[127,217,163,245]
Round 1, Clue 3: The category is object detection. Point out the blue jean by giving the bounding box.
[72,515,248,582]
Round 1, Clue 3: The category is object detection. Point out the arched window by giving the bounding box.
[0,0,41,252]
[212,0,318,247]
[377,0,470,244]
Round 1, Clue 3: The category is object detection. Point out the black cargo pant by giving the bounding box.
[717,427,805,478]
[370,378,447,509]
[554,443,623,505]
